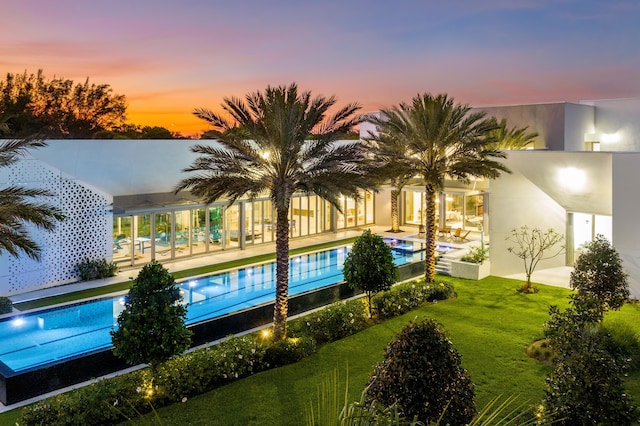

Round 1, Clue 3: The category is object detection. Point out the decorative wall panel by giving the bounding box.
[0,159,112,296]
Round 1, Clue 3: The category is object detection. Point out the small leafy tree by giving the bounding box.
[506,226,564,293]
[366,319,476,425]
[542,295,639,424]
[111,261,192,377]
[343,229,397,317]
[570,234,629,314]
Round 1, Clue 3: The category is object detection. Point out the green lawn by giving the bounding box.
[121,276,640,425]
[4,276,640,425]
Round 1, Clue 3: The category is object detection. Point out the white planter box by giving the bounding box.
[450,260,491,280]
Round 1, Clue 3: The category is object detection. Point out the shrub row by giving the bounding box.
[77,258,119,281]
[20,280,455,425]
[371,279,455,319]
[289,298,369,344]
[20,335,268,425]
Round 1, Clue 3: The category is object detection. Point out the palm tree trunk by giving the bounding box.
[272,206,290,340]
[390,189,401,232]
[424,184,437,282]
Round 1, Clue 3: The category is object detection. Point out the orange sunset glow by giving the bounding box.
[3,1,639,137]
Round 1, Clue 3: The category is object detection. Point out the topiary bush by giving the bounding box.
[370,279,454,319]
[570,234,629,314]
[343,229,397,316]
[366,319,476,425]
[77,258,119,281]
[0,296,12,314]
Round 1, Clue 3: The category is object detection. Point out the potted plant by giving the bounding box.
[450,246,491,280]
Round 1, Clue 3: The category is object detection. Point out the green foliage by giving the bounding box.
[111,261,192,370]
[177,83,377,341]
[602,320,640,370]
[506,226,564,292]
[366,319,476,425]
[263,336,317,368]
[306,369,422,426]
[77,257,119,281]
[0,296,12,314]
[343,229,397,316]
[155,335,267,402]
[289,299,368,345]
[570,234,629,313]
[19,335,269,425]
[0,69,126,138]
[0,139,66,261]
[460,246,489,264]
[370,279,454,319]
[542,295,639,425]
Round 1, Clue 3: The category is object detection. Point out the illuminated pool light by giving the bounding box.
[11,318,25,327]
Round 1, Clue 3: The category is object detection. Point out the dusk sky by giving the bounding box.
[3,0,639,135]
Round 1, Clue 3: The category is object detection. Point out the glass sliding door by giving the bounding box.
[133,214,153,265]
[113,216,132,265]
[192,208,207,256]
[174,210,190,257]
[154,212,172,259]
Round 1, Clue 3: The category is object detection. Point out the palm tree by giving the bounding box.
[489,118,538,150]
[0,138,66,260]
[363,116,416,233]
[367,93,510,282]
[175,84,376,340]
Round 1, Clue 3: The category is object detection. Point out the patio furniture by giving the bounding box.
[438,226,451,237]
[452,228,471,241]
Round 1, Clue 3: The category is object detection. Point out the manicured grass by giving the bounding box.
[4,276,640,425]
[124,276,630,426]
[13,238,356,311]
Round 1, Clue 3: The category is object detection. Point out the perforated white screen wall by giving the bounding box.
[0,158,112,296]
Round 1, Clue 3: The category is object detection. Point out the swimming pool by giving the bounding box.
[0,244,426,374]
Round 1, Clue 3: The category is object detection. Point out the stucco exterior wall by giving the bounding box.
[564,103,596,151]
[475,103,569,150]
[489,168,567,278]
[612,154,640,296]
[589,98,640,151]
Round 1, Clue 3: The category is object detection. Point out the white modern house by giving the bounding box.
[2,98,640,297]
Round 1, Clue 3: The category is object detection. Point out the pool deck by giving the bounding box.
[8,225,482,305]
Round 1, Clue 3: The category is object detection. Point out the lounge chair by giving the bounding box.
[452,228,471,241]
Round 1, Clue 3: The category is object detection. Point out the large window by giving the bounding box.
[112,193,353,268]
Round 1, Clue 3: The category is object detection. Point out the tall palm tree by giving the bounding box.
[175,84,377,340]
[0,138,66,260]
[363,117,415,233]
[367,93,510,282]
[489,118,538,150]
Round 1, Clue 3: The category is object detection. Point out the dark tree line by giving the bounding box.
[0,70,183,139]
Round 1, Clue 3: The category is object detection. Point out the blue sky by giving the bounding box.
[2,0,639,134]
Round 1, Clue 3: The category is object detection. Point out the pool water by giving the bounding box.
[0,245,425,373]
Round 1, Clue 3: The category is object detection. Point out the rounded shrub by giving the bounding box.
[366,319,476,425]
[0,296,12,314]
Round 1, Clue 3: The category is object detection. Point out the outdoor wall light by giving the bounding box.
[557,166,587,191]
[601,132,621,143]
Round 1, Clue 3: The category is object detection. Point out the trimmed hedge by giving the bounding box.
[289,298,368,344]
[371,279,455,319]
[19,280,455,425]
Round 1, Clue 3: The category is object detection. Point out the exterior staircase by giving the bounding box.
[435,254,455,276]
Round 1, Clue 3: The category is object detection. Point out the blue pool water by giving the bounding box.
[0,245,425,373]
